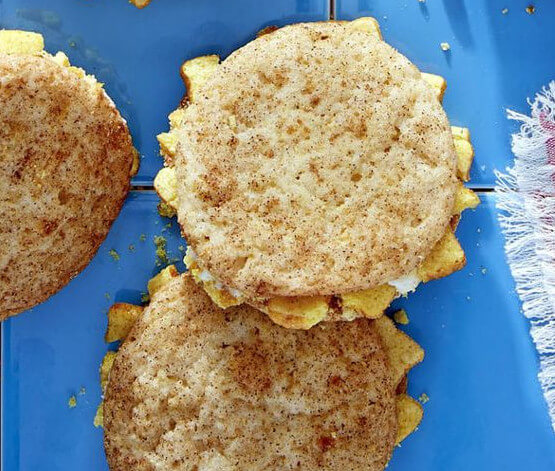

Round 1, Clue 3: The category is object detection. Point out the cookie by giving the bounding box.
[0,33,136,319]
[104,274,398,471]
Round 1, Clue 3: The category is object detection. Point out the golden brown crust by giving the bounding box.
[0,54,135,319]
[174,21,457,299]
[104,275,397,471]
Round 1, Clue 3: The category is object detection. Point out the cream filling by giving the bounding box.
[387,270,421,296]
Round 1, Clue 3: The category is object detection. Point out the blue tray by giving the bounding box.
[2,0,555,469]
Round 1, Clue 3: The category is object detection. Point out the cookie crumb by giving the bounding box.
[68,395,77,408]
[526,4,535,14]
[139,234,146,242]
[157,202,176,218]
[501,7,509,14]
[418,393,429,404]
[440,42,451,51]
[154,236,169,266]
[108,249,120,261]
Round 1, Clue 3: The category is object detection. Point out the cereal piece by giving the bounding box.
[100,351,117,392]
[454,183,480,214]
[418,230,466,282]
[348,17,383,39]
[422,72,447,101]
[453,137,474,181]
[180,55,220,103]
[0,30,44,54]
[153,167,178,210]
[393,309,409,325]
[396,394,423,444]
[147,265,179,297]
[93,403,104,428]
[341,285,397,320]
[266,295,330,330]
[105,303,144,343]
[451,126,470,141]
[374,316,424,387]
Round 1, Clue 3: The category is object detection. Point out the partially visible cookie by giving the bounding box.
[104,274,397,471]
[0,32,137,319]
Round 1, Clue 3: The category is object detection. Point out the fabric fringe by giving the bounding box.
[495,81,555,431]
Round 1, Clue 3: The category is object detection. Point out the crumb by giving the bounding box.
[481,267,487,275]
[157,202,176,218]
[154,235,169,266]
[128,244,135,252]
[78,387,86,396]
[104,292,111,300]
[69,40,77,47]
[393,309,410,325]
[440,42,451,51]
[418,393,429,404]
[68,395,77,408]
[141,292,150,304]
[501,8,509,14]
[526,4,535,14]
[139,234,146,242]
[108,249,120,261]
[418,0,426,3]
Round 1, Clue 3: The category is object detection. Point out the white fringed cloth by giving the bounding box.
[496,82,555,431]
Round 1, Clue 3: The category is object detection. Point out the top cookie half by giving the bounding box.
[174,21,457,299]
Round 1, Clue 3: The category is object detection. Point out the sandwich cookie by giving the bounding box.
[155,19,479,328]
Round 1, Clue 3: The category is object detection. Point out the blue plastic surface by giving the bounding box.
[0,0,329,185]
[2,193,555,470]
[337,0,555,188]
[2,0,555,469]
